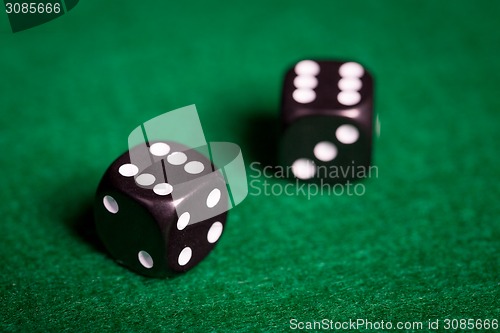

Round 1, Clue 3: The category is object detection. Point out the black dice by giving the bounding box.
[280,59,375,183]
[94,141,228,277]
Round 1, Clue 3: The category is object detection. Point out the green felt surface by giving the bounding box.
[1,0,499,331]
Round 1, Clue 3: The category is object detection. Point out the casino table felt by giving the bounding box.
[0,0,499,331]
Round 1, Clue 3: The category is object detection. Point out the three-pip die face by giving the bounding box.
[280,60,374,183]
[94,141,228,278]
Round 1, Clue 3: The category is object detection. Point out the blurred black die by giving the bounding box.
[280,60,376,183]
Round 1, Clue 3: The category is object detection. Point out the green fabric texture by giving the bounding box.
[1,0,499,331]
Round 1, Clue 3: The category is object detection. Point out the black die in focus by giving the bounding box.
[94,142,228,277]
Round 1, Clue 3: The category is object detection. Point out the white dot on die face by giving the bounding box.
[291,158,316,180]
[337,91,361,106]
[135,173,155,186]
[339,62,365,77]
[184,161,205,174]
[167,152,187,165]
[153,183,173,196]
[178,247,192,266]
[206,188,221,208]
[314,141,338,162]
[294,60,320,76]
[149,142,170,157]
[177,212,190,230]
[293,75,318,89]
[207,222,223,243]
[103,195,119,214]
[138,250,153,268]
[338,77,363,91]
[336,124,360,144]
[293,89,316,104]
[118,164,139,177]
